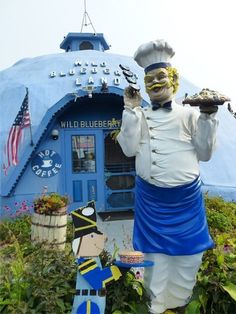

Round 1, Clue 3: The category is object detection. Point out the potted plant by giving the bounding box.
[33,192,69,215]
[31,192,70,250]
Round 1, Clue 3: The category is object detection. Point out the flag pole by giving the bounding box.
[26,87,34,146]
[29,123,34,146]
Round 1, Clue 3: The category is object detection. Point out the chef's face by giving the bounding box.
[144,67,177,103]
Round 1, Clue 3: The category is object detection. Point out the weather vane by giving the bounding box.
[80,0,96,33]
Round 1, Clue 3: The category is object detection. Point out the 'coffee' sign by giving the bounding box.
[31,150,62,178]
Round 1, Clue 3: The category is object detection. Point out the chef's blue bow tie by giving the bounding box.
[151,101,172,111]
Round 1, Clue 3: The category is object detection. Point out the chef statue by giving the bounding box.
[71,201,121,314]
[117,39,219,313]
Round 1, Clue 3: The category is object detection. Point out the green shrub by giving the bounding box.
[24,247,76,313]
[100,249,151,314]
[0,241,76,313]
[205,195,236,232]
[0,217,76,314]
[105,270,151,314]
[186,195,236,314]
[0,216,31,245]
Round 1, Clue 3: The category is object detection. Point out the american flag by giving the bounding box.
[3,88,31,174]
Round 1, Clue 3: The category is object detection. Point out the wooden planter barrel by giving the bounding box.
[31,210,67,250]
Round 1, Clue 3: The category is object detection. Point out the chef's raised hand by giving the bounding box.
[123,86,142,109]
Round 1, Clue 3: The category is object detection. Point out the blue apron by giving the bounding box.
[133,176,214,255]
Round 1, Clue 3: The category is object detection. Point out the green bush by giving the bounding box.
[100,249,151,314]
[105,270,151,314]
[0,216,31,245]
[205,195,236,232]
[186,195,236,314]
[0,217,76,314]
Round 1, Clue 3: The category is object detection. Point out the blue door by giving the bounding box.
[65,129,105,212]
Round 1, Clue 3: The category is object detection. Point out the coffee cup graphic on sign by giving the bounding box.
[41,157,53,168]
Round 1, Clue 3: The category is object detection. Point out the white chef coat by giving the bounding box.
[117,100,218,187]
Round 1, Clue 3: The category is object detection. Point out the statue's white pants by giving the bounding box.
[144,252,203,314]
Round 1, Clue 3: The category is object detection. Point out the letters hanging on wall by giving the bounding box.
[31,149,62,178]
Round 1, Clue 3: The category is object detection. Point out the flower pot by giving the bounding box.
[31,211,67,250]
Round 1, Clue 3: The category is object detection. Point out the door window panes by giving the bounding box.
[106,175,135,190]
[104,133,135,173]
[72,135,96,173]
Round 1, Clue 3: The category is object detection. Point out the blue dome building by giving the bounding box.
[1,32,235,218]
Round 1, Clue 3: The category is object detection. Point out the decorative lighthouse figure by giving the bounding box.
[71,201,121,314]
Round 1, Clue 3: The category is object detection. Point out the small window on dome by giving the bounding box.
[79,41,94,50]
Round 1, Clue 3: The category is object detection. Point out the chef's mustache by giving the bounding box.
[146,82,169,91]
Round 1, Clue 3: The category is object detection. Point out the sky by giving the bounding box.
[0,0,236,108]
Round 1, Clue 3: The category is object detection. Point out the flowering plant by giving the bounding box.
[33,193,69,215]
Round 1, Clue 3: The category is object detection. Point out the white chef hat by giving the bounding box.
[134,39,175,73]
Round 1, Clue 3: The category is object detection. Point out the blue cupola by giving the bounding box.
[60,32,110,52]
